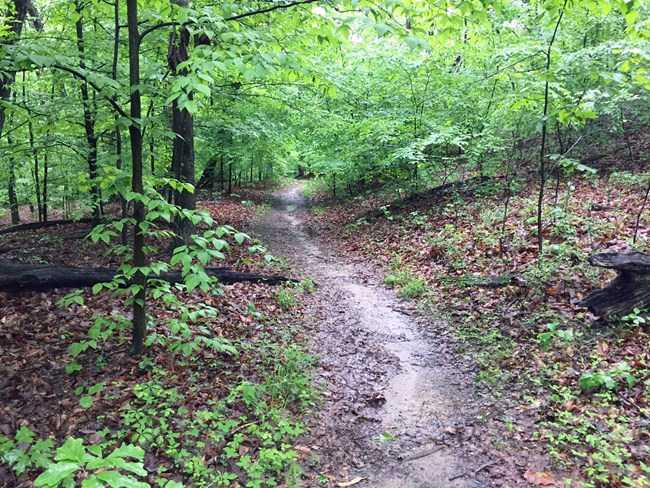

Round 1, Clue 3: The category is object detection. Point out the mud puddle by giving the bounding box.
[254,183,490,487]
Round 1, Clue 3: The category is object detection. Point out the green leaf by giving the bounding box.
[108,444,144,461]
[79,396,93,409]
[34,462,80,487]
[234,233,248,244]
[55,438,86,463]
[579,372,606,393]
[81,476,104,488]
[15,426,35,444]
[65,362,82,375]
[96,470,149,488]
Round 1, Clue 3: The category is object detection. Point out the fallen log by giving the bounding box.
[443,273,526,288]
[0,218,97,236]
[467,274,526,288]
[578,252,650,318]
[359,176,492,221]
[0,263,296,292]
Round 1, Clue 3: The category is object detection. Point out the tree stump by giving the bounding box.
[578,252,650,319]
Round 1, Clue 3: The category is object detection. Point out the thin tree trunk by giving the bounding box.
[227,162,232,195]
[42,132,48,222]
[537,0,567,258]
[219,155,224,192]
[126,0,147,356]
[168,26,195,244]
[7,134,20,224]
[633,180,650,244]
[111,0,127,244]
[22,72,42,222]
[0,1,35,139]
[149,137,155,174]
[75,0,101,221]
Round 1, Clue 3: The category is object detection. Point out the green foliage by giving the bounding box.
[297,277,316,294]
[384,257,427,299]
[34,438,148,488]
[621,308,648,327]
[536,322,575,351]
[0,427,54,477]
[579,362,636,394]
[276,287,297,311]
[117,351,312,487]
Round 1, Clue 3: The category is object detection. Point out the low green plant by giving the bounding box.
[384,257,428,298]
[536,322,575,351]
[621,308,648,327]
[74,382,106,410]
[34,438,148,488]
[115,348,313,487]
[579,362,636,394]
[297,277,316,294]
[426,223,465,269]
[276,287,297,310]
[0,427,54,477]
[398,278,427,298]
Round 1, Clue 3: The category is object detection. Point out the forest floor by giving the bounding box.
[2,175,648,487]
[0,194,319,487]
[301,173,650,488]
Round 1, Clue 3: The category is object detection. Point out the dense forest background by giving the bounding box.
[1,0,649,487]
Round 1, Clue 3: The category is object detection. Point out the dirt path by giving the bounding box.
[255,183,490,487]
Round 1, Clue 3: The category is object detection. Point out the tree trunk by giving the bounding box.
[22,72,42,222]
[42,136,48,222]
[75,0,101,221]
[126,0,147,356]
[227,163,233,195]
[537,0,567,258]
[0,1,36,138]
[168,26,195,245]
[7,142,20,224]
[579,252,650,319]
[219,155,224,192]
[111,0,127,244]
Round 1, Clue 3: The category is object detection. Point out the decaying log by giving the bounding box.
[445,273,525,288]
[360,176,492,221]
[578,252,650,318]
[0,262,296,292]
[0,218,97,235]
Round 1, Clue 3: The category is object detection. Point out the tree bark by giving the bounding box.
[22,71,42,222]
[0,1,37,138]
[168,26,195,245]
[112,0,127,244]
[74,0,101,221]
[7,146,20,224]
[579,252,650,319]
[537,0,567,258]
[126,0,147,355]
[0,263,296,292]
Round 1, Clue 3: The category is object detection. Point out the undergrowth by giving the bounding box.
[309,174,650,487]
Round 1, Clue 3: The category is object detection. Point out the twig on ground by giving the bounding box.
[449,459,500,481]
[400,445,445,463]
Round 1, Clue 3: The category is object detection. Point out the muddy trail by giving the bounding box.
[254,184,496,487]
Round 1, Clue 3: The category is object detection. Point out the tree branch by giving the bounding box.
[51,64,130,120]
[139,0,319,44]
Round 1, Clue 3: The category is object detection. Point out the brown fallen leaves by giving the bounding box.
[306,176,650,486]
